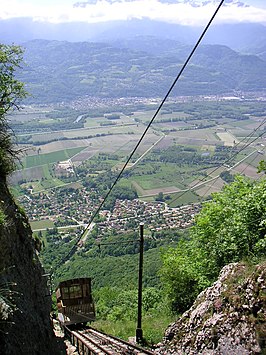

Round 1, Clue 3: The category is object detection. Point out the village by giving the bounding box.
[19,187,201,238]
[97,199,201,236]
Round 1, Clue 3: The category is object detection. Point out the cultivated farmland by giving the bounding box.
[9,98,266,209]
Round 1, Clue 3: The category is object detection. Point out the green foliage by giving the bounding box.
[92,312,173,346]
[258,160,266,174]
[0,45,27,116]
[0,44,27,177]
[192,176,266,273]
[155,192,165,202]
[93,287,172,344]
[19,40,266,104]
[220,170,235,183]
[160,241,200,313]
[161,176,266,313]
[95,233,140,257]
[92,286,171,345]
[148,145,239,167]
[51,245,163,291]
[105,113,121,120]
[97,288,138,321]
[103,185,138,211]
[0,209,5,225]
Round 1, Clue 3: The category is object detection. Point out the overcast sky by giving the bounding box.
[0,0,265,26]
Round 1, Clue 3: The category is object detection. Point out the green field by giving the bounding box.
[30,219,54,230]
[23,147,84,168]
[168,190,202,207]
[11,99,266,203]
[122,162,203,191]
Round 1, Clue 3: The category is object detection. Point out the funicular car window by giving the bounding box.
[83,284,89,297]
[61,287,70,299]
[69,285,82,298]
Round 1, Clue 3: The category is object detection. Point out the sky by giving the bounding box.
[0,0,265,26]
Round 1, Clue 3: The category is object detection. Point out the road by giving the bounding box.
[126,133,166,169]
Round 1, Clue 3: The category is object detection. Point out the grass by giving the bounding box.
[84,114,139,127]
[21,176,66,193]
[42,164,53,180]
[40,177,65,189]
[23,147,84,168]
[31,131,64,143]
[30,219,54,230]
[91,312,174,346]
[125,162,198,192]
[9,185,25,197]
[168,190,201,207]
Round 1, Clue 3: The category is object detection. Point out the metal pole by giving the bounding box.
[136,222,144,344]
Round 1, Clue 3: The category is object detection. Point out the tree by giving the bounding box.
[160,241,199,313]
[0,44,27,177]
[258,160,266,174]
[191,176,266,279]
[155,192,165,202]
[220,170,234,183]
[160,176,266,313]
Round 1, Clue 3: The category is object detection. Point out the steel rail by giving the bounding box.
[86,327,154,354]
[72,330,114,354]
[64,325,154,354]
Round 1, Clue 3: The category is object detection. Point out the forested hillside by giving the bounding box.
[18,39,266,103]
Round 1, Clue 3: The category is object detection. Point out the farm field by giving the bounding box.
[23,147,84,168]
[195,177,226,197]
[216,131,238,146]
[84,113,136,127]
[30,219,54,230]
[10,98,266,208]
[232,163,264,179]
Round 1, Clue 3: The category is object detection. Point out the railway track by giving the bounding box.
[65,325,154,354]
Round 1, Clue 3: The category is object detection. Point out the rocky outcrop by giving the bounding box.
[0,180,65,354]
[156,262,266,355]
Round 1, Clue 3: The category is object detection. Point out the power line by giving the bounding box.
[200,150,261,200]
[204,127,266,182]
[202,128,266,197]
[234,151,261,175]
[51,0,225,273]
[199,118,266,180]
[170,118,266,205]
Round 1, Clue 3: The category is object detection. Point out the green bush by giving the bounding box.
[92,286,173,345]
[0,44,27,177]
[160,176,266,313]
[0,209,5,225]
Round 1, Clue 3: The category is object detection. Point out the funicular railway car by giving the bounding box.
[56,277,95,326]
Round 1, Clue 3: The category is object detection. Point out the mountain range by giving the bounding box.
[1,17,265,55]
[18,38,266,104]
[2,0,265,104]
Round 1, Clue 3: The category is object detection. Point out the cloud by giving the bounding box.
[0,0,265,26]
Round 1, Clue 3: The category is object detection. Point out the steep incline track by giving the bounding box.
[65,326,154,354]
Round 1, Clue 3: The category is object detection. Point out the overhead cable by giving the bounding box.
[51,0,225,272]
[170,117,266,205]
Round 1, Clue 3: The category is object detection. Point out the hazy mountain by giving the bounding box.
[0,18,107,43]
[18,39,266,104]
[1,17,265,57]
[97,21,266,57]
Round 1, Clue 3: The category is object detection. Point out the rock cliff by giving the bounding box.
[0,180,65,354]
[156,262,266,355]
